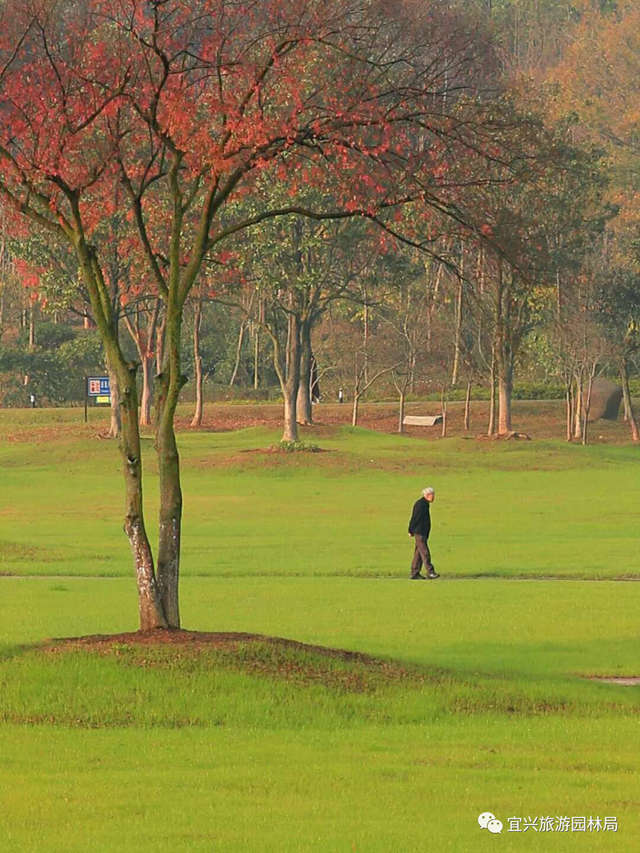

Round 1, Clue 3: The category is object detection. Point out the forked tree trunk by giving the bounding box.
[269,304,301,443]
[75,234,166,629]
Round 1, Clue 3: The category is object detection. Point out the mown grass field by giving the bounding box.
[0,403,639,851]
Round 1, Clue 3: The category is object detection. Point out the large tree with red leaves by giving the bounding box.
[0,0,518,629]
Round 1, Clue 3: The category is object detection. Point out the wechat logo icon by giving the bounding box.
[478,812,503,834]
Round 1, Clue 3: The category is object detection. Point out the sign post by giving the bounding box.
[85,375,111,422]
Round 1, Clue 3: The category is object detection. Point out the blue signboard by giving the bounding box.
[87,376,110,397]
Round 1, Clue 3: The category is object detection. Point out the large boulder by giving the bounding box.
[584,378,622,421]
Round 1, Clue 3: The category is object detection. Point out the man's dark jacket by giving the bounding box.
[408,498,431,538]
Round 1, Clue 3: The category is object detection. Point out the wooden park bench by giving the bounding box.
[402,414,443,427]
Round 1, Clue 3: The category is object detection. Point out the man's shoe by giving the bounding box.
[427,570,440,579]
[410,574,427,580]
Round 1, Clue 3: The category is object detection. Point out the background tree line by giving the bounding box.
[2,0,637,439]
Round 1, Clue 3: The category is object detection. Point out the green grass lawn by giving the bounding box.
[0,406,639,850]
[1,411,639,580]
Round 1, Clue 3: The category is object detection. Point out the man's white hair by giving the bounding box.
[422,486,435,496]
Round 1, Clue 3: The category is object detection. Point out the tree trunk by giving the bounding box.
[139,355,154,427]
[362,294,369,385]
[117,361,167,630]
[283,389,298,441]
[409,352,416,393]
[253,324,260,390]
[464,380,471,431]
[154,301,185,628]
[156,314,166,383]
[487,350,496,436]
[582,366,596,447]
[398,389,406,433]
[296,319,313,425]
[619,359,640,442]
[494,260,513,435]
[451,283,462,385]
[451,252,464,386]
[0,211,6,338]
[107,360,121,439]
[352,392,360,427]
[228,318,246,387]
[497,360,513,435]
[565,382,573,442]
[28,302,36,350]
[121,300,161,429]
[191,300,203,428]
[573,371,583,440]
[268,303,301,443]
[441,387,447,438]
[281,311,301,441]
[426,261,444,354]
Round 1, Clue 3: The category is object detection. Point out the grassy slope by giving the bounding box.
[0,406,639,850]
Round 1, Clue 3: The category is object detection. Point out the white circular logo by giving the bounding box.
[478,812,496,829]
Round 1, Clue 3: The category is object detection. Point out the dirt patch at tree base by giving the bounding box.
[45,628,378,662]
[40,629,430,692]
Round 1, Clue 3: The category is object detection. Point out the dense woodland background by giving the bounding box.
[0,0,638,443]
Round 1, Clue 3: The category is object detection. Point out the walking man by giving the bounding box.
[408,487,439,579]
